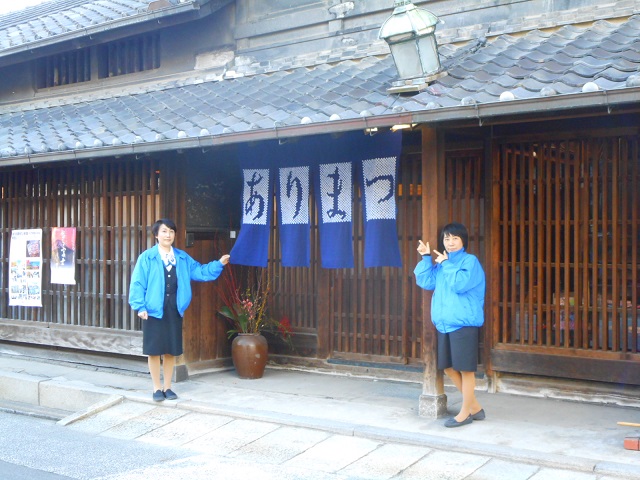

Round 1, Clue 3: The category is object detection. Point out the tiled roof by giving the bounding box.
[1,15,640,162]
[0,0,203,56]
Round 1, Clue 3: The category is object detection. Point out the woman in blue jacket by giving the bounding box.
[129,218,230,402]
[414,222,486,428]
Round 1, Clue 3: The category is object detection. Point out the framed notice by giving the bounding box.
[9,229,43,307]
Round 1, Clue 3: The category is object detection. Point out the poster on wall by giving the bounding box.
[9,229,43,307]
[51,227,76,285]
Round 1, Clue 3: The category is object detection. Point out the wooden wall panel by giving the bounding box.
[325,143,425,363]
[264,136,486,365]
[443,148,486,366]
[0,158,161,339]
[263,137,425,363]
[267,187,319,355]
[492,134,640,365]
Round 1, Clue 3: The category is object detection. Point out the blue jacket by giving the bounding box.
[128,245,224,318]
[413,248,485,333]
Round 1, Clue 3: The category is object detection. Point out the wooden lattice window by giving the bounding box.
[495,136,639,353]
[98,34,160,79]
[36,48,91,88]
[444,150,486,262]
[0,160,161,331]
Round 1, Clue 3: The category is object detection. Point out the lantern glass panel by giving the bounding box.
[417,35,440,76]
[389,41,422,79]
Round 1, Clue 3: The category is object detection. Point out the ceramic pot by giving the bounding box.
[231,333,268,379]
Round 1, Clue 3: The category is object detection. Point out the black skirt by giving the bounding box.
[436,326,479,372]
[142,266,183,356]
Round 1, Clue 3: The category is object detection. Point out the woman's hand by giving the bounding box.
[219,254,230,265]
[417,240,430,256]
[432,249,449,264]
[138,311,148,320]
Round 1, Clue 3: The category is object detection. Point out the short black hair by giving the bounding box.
[440,222,469,249]
[152,218,177,236]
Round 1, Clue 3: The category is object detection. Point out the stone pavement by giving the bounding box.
[1,346,640,479]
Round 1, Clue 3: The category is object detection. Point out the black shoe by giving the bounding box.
[152,390,165,402]
[471,409,486,421]
[163,389,178,400]
[444,415,473,428]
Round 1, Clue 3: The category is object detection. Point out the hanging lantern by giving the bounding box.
[379,0,445,92]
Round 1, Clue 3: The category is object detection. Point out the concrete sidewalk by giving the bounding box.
[1,346,640,479]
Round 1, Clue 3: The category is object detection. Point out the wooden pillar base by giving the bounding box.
[419,393,448,418]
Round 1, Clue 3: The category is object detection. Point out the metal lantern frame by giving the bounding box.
[379,0,446,92]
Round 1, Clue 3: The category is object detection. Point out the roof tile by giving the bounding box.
[542,60,571,75]
[530,69,559,83]
[570,62,608,78]
[558,71,596,87]
[520,77,551,92]
[591,77,626,90]
[2,12,640,159]
[492,74,521,89]
[597,67,635,83]
[509,87,539,100]
[0,0,185,52]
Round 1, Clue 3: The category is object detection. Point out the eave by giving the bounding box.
[3,87,639,168]
[0,1,222,67]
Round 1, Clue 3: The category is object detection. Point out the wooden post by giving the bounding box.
[418,126,448,418]
[166,152,190,382]
[316,267,330,358]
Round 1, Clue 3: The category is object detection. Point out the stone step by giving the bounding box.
[0,399,70,421]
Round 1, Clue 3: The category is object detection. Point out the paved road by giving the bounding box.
[0,459,72,480]
[0,410,199,480]
[0,402,631,480]
[3,349,640,478]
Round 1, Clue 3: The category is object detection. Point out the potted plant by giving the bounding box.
[216,266,292,378]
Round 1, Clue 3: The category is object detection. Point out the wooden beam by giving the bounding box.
[491,349,640,385]
[0,320,143,357]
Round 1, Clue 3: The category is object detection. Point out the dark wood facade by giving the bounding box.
[490,127,640,386]
[2,114,638,393]
[0,158,162,352]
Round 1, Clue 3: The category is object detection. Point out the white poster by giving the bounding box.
[9,229,43,307]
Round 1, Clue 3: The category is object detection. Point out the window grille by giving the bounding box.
[98,34,160,78]
[495,136,639,353]
[0,160,161,330]
[36,48,91,88]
